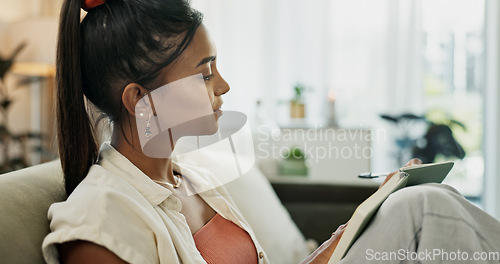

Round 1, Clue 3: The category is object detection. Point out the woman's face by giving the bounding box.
[131,24,229,158]
[159,24,230,115]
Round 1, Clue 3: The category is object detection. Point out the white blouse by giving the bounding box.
[42,143,268,264]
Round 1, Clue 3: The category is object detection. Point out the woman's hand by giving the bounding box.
[299,223,348,264]
[379,158,422,189]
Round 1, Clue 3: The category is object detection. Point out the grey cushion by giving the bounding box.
[0,161,65,264]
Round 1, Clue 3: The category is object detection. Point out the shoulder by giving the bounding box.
[64,165,147,205]
[52,165,153,219]
[42,165,158,264]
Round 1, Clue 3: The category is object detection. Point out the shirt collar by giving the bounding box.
[97,142,173,206]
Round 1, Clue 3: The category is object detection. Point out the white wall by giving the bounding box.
[0,1,60,162]
[0,0,61,23]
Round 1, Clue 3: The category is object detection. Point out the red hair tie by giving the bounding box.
[82,0,106,11]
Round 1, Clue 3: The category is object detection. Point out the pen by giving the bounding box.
[358,172,391,179]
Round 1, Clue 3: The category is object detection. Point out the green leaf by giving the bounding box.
[284,146,306,160]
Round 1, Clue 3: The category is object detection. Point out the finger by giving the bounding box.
[332,223,348,236]
[381,159,422,189]
[405,158,422,167]
[380,171,397,188]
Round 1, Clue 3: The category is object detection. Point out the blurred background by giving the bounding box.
[1,0,499,221]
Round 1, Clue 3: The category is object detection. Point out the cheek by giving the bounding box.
[205,84,215,102]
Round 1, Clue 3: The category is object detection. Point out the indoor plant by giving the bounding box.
[290,83,306,119]
[0,43,49,172]
[279,146,308,176]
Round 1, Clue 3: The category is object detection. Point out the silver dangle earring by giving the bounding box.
[145,115,153,138]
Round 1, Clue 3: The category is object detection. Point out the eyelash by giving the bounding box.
[203,74,215,81]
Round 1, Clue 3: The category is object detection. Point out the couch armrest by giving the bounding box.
[0,160,65,264]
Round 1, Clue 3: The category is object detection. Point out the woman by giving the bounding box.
[43,0,500,263]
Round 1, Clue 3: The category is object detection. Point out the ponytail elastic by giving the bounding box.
[82,0,106,11]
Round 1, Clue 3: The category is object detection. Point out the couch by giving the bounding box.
[0,160,310,264]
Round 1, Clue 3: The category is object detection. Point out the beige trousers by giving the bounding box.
[339,183,500,264]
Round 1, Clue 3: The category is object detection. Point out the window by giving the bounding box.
[192,0,487,203]
[422,0,485,200]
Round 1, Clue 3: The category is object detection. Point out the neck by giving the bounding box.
[110,123,177,185]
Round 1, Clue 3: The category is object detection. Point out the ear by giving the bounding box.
[122,83,149,117]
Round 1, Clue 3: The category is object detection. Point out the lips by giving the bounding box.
[212,101,222,110]
[214,108,223,118]
[213,100,223,118]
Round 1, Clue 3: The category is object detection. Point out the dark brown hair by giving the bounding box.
[57,0,202,195]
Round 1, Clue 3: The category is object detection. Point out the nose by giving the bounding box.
[214,74,230,96]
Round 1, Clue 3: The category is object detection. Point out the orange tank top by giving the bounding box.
[193,213,258,264]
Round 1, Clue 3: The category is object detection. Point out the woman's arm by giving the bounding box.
[59,241,128,264]
[299,224,347,264]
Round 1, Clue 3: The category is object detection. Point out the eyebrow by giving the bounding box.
[196,56,216,68]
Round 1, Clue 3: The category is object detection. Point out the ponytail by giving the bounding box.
[57,0,98,195]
